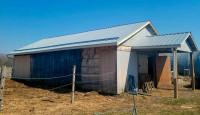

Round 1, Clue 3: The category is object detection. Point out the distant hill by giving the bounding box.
[0,53,13,67]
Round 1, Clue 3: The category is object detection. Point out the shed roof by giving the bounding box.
[10,21,155,55]
[131,32,198,51]
[9,20,198,55]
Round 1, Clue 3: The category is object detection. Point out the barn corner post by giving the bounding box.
[71,65,76,104]
[190,52,195,91]
[0,66,7,113]
[172,48,178,98]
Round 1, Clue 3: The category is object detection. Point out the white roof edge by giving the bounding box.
[180,32,191,46]
[131,45,181,49]
[180,33,198,51]
[117,21,159,45]
[9,43,117,55]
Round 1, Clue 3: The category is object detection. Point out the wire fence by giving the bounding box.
[0,66,176,114]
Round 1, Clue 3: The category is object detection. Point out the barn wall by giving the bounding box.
[99,46,117,94]
[117,46,138,94]
[30,49,82,86]
[81,46,117,94]
[156,56,171,88]
[81,47,101,90]
[122,25,157,46]
[13,55,30,78]
[138,54,148,74]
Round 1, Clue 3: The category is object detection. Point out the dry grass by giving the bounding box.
[2,76,200,115]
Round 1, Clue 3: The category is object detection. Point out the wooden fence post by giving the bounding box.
[0,66,7,113]
[71,65,76,104]
[190,53,195,91]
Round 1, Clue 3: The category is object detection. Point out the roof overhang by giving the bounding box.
[131,32,198,53]
[8,43,117,56]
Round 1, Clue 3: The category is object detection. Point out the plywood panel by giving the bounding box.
[156,56,172,88]
[99,46,117,94]
[13,55,30,78]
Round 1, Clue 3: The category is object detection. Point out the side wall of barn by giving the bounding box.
[30,49,82,86]
[13,55,31,78]
[117,46,138,94]
[116,24,157,94]
[13,49,82,86]
[81,46,117,94]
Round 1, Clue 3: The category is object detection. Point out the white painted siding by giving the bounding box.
[117,46,138,94]
[116,25,156,94]
[122,25,157,46]
[177,40,193,52]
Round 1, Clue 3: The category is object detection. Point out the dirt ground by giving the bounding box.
[2,76,200,115]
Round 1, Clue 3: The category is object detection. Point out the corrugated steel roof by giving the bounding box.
[132,32,191,49]
[10,21,150,55]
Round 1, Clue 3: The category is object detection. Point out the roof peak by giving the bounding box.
[43,20,150,40]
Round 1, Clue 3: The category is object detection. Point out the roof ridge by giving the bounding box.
[43,20,150,40]
[147,32,191,37]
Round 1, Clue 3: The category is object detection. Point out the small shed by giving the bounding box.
[8,21,198,95]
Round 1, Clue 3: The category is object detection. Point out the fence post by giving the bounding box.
[71,65,76,104]
[0,66,7,113]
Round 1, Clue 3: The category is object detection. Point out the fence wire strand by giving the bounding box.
[2,74,73,80]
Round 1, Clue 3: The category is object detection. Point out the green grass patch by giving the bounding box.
[165,98,189,105]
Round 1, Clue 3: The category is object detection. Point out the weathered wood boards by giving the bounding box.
[0,66,6,113]
[81,47,101,90]
[13,55,30,78]
[30,50,82,86]
[81,46,117,93]
[173,50,178,98]
[71,65,76,104]
[190,53,195,90]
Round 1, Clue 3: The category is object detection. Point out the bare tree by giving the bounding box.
[0,54,13,67]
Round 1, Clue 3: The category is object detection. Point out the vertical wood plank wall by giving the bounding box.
[13,55,30,78]
[81,46,117,94]
[30,49,82,86]
[13,47,117,93]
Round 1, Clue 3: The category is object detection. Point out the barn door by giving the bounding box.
[156,56,171,88]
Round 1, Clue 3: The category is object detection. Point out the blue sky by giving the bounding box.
[0,0,200,54]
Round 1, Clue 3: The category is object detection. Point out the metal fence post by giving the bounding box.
[71,65,76,104]
[0,66,7,113]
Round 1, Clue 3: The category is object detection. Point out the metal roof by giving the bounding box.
[10,21,151,55]
[131,32,198,51]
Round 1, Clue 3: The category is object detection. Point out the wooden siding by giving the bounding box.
[99,46,117,94]
[138,54,148,74]
[156,56,171,88]
[81,46,117,93]
[81,47,101,90]
[30,49,82,86]
[13,55,30,78]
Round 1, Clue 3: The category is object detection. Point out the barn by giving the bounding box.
[8,21,198,94]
